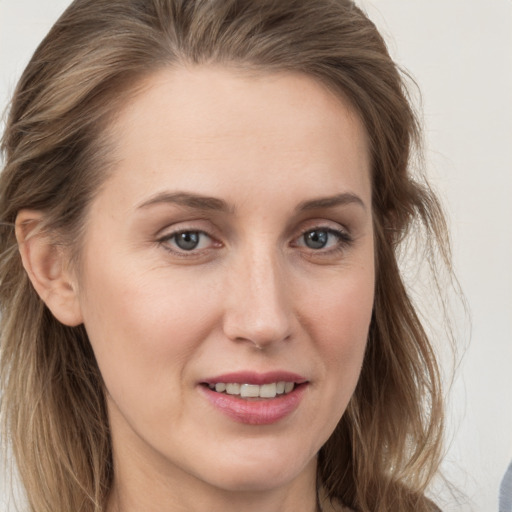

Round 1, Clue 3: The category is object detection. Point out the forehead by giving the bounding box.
[102,65,371,208]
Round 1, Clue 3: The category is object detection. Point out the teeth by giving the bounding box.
[207,381,296,398]
[226,383,241,395]
[260,383,277,398]
[241,384,260,398]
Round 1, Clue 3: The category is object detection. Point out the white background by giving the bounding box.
[1,1,511,511]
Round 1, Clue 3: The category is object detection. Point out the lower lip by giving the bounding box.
[200,384,307,425]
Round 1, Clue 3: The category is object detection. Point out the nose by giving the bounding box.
[222,249,293,349]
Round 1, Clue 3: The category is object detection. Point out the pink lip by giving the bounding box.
[201,371,307,386]
[198,371,309,426]
[200,384,307,425]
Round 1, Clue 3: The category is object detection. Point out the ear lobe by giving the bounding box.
[15,210,83,327]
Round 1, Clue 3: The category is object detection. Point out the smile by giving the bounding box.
[207,381,296,399]
[200,372,308,424]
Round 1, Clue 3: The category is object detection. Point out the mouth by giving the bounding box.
[199,374,308,424]
[204,381,299,399]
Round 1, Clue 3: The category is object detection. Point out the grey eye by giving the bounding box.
[303,230,329,249]
[174,232,201,251]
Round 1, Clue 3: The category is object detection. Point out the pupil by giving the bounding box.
[305,230,328,249]
[176,232,200,250]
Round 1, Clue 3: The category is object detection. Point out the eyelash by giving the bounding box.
[294,226,353,256]
[157,225,353,258]
[157,229,218,258]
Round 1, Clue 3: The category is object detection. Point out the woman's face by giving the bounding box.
[75,67,374,498]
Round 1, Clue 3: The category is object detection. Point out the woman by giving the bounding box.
[0,1,452,511]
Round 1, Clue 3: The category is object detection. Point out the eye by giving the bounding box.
[294,227,352,252]
[174,231,202,251]
[303,229,330,249]
[160,230,214,252]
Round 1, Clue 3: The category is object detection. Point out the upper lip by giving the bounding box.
[201,371,308,386]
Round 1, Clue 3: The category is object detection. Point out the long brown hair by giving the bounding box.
[1,1,452,510]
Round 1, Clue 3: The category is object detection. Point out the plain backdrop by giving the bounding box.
[1,1,511,511]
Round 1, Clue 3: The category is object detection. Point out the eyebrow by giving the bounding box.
[295,193,367,212]
[137,191,366,214]
[137,192,233,213]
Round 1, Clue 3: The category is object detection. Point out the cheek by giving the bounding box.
[323,295,371,388]
[309,265,374,347]
[77,257,221,408]
[290,265,374,453]
[301,261,374,398]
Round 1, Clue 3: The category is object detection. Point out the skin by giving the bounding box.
[20,66,374,512]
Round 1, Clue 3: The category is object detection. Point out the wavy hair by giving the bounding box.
[1,1,452,510]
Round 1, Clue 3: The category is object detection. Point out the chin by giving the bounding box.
[207,469,299,493]
[196,449,317,493]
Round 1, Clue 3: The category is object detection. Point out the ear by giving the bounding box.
[15,210,83,327]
